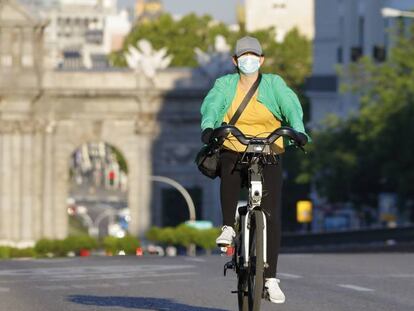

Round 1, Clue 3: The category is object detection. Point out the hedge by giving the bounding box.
[103,235,140,255]
[34,235,98,257]
[145,225,221,253]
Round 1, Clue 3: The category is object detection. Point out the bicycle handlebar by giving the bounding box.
[209,125,306,147]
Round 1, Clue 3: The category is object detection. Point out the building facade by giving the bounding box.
[18,0,131,69]
[0,0,219,247]
[245,0,315,41]
[307,0,414,127]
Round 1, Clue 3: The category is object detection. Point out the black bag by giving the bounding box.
[195,144,221,179]
[196,74,262,179]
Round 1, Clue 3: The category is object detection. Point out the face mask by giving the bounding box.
[237,55,261,74]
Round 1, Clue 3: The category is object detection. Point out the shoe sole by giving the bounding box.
[216,239,232,247]
[267,297,285,304]
[265,291,285,304]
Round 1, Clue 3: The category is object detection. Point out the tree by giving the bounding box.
[110,14,312,89]
[299,25,414,213]
[110,13,232,68]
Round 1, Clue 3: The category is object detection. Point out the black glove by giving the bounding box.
[201,128,213,144]
[297,132,308,147]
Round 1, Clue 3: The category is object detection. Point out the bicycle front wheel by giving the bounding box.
[247,210,264,311]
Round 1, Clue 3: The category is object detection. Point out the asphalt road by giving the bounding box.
[0,253,413,311]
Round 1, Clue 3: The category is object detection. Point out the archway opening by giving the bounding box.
[67,142,129,239]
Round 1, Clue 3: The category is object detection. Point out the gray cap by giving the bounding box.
[234,36,263,57]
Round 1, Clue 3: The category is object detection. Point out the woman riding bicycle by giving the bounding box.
[200,36,310,304]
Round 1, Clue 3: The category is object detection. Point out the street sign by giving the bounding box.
[185,220,213,230]
[296,200,313,223]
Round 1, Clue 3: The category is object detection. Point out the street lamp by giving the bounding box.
[382,7,414,18]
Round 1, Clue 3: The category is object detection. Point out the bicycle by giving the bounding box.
[208,125,305,311]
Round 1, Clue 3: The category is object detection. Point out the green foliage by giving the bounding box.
[0,246,36,259]
[103,236,118,254]
[302,26,414,208]
[110,13,311,89]
[68,215,89,236]
[0,246,11,259]
[34,235,98,257]
[110,146,128,174]
[103,235,140,255]
[117,236,141,255]
[157,227,178,246]
[34,239,58,257]
[145,225,221,253]
[63,235,98,253]
[146,226,162,242]
[110,13,233,68]
[256,27,312,89]
[9,247,36,258]
[174,224,198,247]
[194,228,220,252]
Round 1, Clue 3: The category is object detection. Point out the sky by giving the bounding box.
[118,0,241,25]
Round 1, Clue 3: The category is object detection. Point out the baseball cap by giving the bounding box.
[234,36,263,57]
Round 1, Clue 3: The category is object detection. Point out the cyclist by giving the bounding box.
[200,36,310,304]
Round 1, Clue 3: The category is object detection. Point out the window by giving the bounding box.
[351,46,363,62]
[373,46,386,62]
[337,47,343,63]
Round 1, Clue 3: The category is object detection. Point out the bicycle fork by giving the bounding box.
[242,210,267,268]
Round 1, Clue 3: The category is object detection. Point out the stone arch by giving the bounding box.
[52,119,152,240]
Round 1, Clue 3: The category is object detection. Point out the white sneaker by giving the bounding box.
[216,226,235,246]
[264,278,285,304]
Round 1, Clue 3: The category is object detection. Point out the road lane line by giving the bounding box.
[185,258,206,263]
[389,274,414,278]
[0,287,10,292]
[337,284,374,292]
[277,273,303,279]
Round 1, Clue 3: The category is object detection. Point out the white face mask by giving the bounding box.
[237,55,261,74]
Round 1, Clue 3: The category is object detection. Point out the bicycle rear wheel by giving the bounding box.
[247,210,264,311]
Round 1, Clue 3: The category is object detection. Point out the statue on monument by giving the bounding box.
[125,39,172,81]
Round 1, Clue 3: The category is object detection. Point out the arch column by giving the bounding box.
[128,133,153,237]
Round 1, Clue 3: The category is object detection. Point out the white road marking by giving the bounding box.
[185,258,206,263]
[389,274,414,278]
[337,284,374,292]
[0,287,10,292]
[36,278,192,292]
[36,285,70,290]
[277,273,303,279]
[0,264,195,280]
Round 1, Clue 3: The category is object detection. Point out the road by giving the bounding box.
[0,253,413,311]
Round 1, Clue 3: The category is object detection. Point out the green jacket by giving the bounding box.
[200,73,311,144]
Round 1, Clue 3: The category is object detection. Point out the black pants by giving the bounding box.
[219,150,282,278]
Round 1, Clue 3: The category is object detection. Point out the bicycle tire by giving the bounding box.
[237,216,249,311]
[247,210,264,311]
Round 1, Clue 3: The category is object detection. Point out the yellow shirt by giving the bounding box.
[223,83,284,154]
